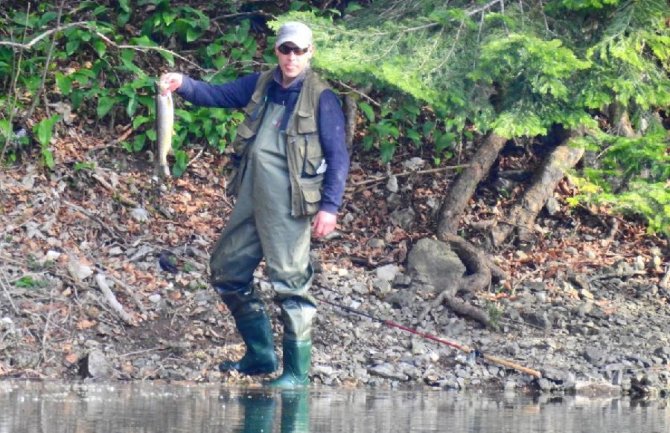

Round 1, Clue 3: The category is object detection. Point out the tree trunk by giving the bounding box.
[491,131,585,246]
[344,94,357,155]
[436,132,507,237]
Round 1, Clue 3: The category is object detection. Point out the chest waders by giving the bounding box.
[212,101,317,388]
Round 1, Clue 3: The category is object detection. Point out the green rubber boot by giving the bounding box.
[266,338,312,389]
[219,312,279,375]
[218,286,278,376]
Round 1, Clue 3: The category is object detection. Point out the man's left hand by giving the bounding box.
[312,210,337,238]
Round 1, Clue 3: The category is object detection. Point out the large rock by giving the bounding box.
[79,349,114,379]
[406,238,466,295]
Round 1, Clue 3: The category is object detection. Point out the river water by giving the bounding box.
[0,381,668,433]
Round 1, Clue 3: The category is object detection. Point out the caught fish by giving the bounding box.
[155,81,174,177]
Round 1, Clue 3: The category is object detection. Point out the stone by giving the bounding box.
[386,193,403,210]
[389,208,416,230]
[376,264,400,282]
[583,347,606,365]
[372,278,392,296]
[542,367,575,384]
[367,238,385,249]
[521,311,552,330]
[312,365,335,376]
[79,349,114,379]
[385,290,413,309]
[386,175,399,193]
[368,363,408,381]
[393,273,412,287]
[402,157,425,171]
[406,238,466,295]
[545,197,561,215]
[131,207,150,222]
[538,378,554,391]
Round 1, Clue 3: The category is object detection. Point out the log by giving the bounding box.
[95,273,135,325]
[491,131,584,246]
[436,132,507,237]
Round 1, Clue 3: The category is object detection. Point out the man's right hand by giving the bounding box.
[159,73,183,95]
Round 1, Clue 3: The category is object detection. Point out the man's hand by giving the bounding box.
[312,210,337,238]
[159,73,183,95]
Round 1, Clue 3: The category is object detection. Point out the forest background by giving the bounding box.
[0,0,668,382]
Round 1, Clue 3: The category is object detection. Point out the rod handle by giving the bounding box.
[482,354,542,378]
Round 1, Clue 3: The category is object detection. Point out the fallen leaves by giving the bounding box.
[76,319,97,330]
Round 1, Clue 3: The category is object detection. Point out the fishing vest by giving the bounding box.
[229,68,331,217]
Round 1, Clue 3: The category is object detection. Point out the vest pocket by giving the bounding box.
[299,135,324,177]
[296,110,317,134]
[298,177,322,216]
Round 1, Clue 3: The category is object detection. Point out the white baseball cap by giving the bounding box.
[275,22,313,49]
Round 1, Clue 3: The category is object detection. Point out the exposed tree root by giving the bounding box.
[417,233,507,330]
[419,289,494,329]
[492,131,585,246]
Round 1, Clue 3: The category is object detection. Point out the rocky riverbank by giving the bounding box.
[1,139,668,397]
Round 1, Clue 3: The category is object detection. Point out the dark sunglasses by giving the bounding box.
[277,44,310,55]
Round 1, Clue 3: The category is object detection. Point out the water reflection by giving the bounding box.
[232,389,309,433]
[0,381,669,433]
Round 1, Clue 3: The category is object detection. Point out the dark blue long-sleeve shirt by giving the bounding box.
[176,68,349,214]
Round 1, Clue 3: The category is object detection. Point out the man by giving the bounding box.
[160,22,349,388]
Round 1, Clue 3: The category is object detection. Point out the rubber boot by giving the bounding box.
[266,298,316,389]
[217,285,278,375]
[267,338,311,388]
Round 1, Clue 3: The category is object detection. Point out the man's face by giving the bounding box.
[275,43,313,85]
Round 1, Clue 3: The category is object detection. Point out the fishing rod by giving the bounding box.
[316,294,542,379]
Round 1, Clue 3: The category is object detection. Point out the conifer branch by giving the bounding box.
[434,20,467,73]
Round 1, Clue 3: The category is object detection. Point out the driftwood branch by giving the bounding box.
[95,273,135,325]
[349,164,470,190]
[0,21,88,49]
[0,21,204,71]
[100,269,148,315]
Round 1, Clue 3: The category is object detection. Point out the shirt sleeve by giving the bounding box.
[318,89,350,214]
[176,73,260,109]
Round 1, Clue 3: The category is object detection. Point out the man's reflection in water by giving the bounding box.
[235,389,309,433]
[280,390,309,433]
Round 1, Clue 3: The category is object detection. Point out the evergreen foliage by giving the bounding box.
[279,0,670,234]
